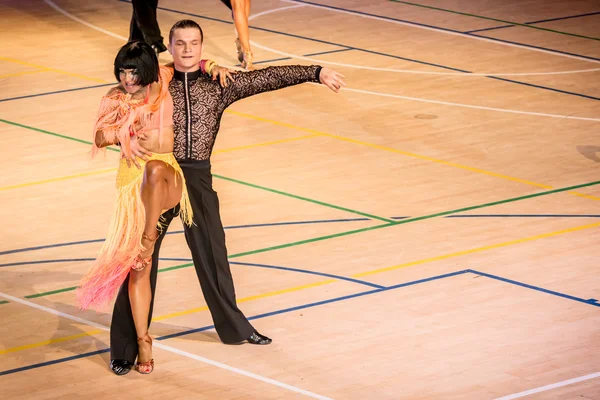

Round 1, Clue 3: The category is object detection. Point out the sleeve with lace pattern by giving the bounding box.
[220,65,322,108]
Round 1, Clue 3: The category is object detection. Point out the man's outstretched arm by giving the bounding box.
[221,65,346,106]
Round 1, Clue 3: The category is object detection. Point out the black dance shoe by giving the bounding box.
[110,359,134,375]
[151,41,168,54]
[247,331,272,345]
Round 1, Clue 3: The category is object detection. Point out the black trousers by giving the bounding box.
[110,161,255,363]
[129,0,164,45]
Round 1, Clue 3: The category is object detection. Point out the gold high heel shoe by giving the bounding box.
[241,51,255,71]
[235,38,244,64]
[135,334,154,374]
[235,38,255,70]
[132,232,158,271]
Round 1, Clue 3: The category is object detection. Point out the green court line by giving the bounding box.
[24,286,78,299]
[226,179,600,258]
[214,174,394,223]
[2,118,391,222]
[23,178,600,299]
[0,119,119,153]
[390,0,600,41]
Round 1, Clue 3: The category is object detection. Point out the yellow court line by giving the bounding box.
[0,69,49,79]
[354,221,600,277]
[0,330,102,355]
[152,279,334,322]
[0,168,117,191]
[0,57,108,83]
[153,221,600,323]
[225,109,324,136]
[226,110,600,201]
[2,280,336,354]
[213,133,320,154]
[0,135,319,192]
[7,221,598,354]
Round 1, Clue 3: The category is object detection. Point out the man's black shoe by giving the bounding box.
[110,359,134,375]
[151,41,167,54]
[247,331,272,345]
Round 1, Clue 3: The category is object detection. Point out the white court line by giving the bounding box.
[245,1,600,76]
[329,85,600,122]
[44,0,127,40]
[249,4,306,20]
[42,0,600,122]
[282,0,600,65]
[494,372,600,399]
[0,291,333,400]
[249,41,600,76]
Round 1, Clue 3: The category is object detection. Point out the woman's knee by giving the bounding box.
[144,160,169,186]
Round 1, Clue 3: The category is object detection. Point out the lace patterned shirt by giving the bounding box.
[169,65,322,161]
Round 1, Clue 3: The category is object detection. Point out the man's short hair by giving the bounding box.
[113,41,159,86]
[169,19,204,44]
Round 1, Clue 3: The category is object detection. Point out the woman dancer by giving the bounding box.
[77,41,225,374]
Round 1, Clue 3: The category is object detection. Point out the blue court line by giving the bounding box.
[147,0,470,73]
[304,48,354,57]
[138,0,600,102]
[0,2,588,109]
[236,48,354,67]
[3,214,599,257]
[229,261,385,289]
[0,349,111,376]
[3,267,596,376]
[4,2,596,107]
[157,270,467,340]
[0,258,95,267]
[0,83,114,103]
[285,0,600,63]
[444,214,600,218]
[0,257,194,268]
[469,270,600,307]
[0,218,373,256]
[0,49,351,103]
[0,257,380,288]
[526,11,600,25]
[249,57,291,66]
[466,25,517,34]
[488,76,600,101]
[466,11,600,34]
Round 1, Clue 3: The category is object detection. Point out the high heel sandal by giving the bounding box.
[235,38,244,64]
[135,334,154,374]
[241,51,255,71]
[132,231,158,271]
[235,38,255,71]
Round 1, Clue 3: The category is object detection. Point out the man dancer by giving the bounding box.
[129,0,167,54]
[109,19,346,375]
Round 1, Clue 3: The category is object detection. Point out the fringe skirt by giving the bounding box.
[76,152,193,311]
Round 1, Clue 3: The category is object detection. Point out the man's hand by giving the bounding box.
[122,136,151,169]
[211,65,237,87]
[319,67,346,93]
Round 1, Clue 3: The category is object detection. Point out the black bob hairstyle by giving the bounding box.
[113,41,159,86]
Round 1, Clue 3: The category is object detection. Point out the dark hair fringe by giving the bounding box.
[169,19,204,44]
[113,41,159,86]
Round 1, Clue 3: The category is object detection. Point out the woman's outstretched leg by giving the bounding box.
[231,0,254,70]
[129,160,183,373]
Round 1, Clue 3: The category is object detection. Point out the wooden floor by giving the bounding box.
[1,0,600,398]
